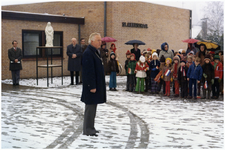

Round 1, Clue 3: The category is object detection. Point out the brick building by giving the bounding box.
[1,1,191,79]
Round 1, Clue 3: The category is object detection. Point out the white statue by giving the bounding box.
[45,22,54,47]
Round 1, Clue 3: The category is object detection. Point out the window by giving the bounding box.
[22,30,63,58]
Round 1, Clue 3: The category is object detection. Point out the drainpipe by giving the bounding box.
[104,1,107,37]
[189,10,192,38]
[78,24,81,44]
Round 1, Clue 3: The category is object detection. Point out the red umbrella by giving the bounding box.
[182,38,199,43]
[101,37,117,42]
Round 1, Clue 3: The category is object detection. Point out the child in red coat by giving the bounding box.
[135,55,149,93]
[211,55,223,99]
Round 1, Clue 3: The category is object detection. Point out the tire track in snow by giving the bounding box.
[2,91,83,149]
[107,101,149,149]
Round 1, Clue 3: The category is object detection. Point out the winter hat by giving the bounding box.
[130,53,136,60]
[188,51,194,55]
[204,54,211,61]
[139,55,145,63]
[152,52,158,58]
[147,48,151,51]
[180,59,186,64]
[142,49,147,55]
[151,49,156,55]
[110,51,115,56]
[182,49,186,54]
[160,55,166,62]
[165,58,172,64]
[214,55,220,60]
[209,51,215,55]
[173,55,180,62]
[178,49,183,54]
[126,50,131,55]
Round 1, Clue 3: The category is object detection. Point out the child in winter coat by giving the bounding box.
[178,60,189,98]
[135,55,149,93]
[172,56,180,97]
[157,55,166,94]
[187,57,203,100]
[162,58,173,96]
[125,50,131,91]
[211,55,223,99]
[201,54,214,99]
[149,52,160,94]
[127,54,137,92]
[145,54,151,92]
[108,52,119,91]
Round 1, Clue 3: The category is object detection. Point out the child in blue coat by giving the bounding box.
[187,57,203,100]
[149,52,160,94]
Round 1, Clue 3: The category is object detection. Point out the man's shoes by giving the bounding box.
[113,88,118,91]
[70,83,74,85]
[109,88,113,91]
[88,134,98,137]
[201,97,206,99]
[95,130,100,133]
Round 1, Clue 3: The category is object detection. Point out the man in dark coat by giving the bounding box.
[130,43,141,61]
[81,32,106,136]
[8,40,23,85]
[79,38,88,83]
[67,38,82,85]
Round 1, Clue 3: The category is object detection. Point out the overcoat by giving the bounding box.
[159,42,174,60]
[67,44,82,71]
[8,47,23,71]
[131,48,141,61]
[81,45,107,105]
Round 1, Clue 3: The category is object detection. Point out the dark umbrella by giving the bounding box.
[101,37,117,42]
[125,40,145,45]
[182,38,199,43]
[194,40,221,51]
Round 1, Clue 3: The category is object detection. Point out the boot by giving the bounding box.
[202,89,206,99]
[208,90,211,99]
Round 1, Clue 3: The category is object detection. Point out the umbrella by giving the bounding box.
[182,38,199,43]
[101,37,117,42]
[194,39,221,51]
[125,40,145,45]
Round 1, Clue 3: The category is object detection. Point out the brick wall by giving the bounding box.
[2,1,190,79]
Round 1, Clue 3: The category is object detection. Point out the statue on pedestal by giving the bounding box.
[45,22,54,47]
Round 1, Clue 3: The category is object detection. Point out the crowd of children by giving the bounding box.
[121,44,223,101]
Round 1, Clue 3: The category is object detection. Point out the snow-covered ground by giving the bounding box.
[1,76,224,149]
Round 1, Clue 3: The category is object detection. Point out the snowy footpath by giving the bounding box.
[1,76,224,149]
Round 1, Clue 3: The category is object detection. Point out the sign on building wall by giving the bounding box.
[122,22,148,28]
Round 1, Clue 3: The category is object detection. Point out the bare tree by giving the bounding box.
[203,1,224,50]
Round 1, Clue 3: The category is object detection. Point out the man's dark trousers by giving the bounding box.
[11,70,20,85]
[83,104,97,135]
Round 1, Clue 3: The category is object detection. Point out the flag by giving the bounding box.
[204,81,208,89]
[164,69,171,77]
[128,68,131,74]
[154,71,162,82]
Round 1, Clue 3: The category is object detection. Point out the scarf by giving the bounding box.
[214,62,218,69]
[173,63,178,78]
[180,66,186,77]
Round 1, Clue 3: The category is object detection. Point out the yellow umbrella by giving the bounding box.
[195,40,220,51]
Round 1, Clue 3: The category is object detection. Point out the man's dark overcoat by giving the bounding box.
[67,44,82,71]
[81,44,107,105]
[8,47,23,71]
